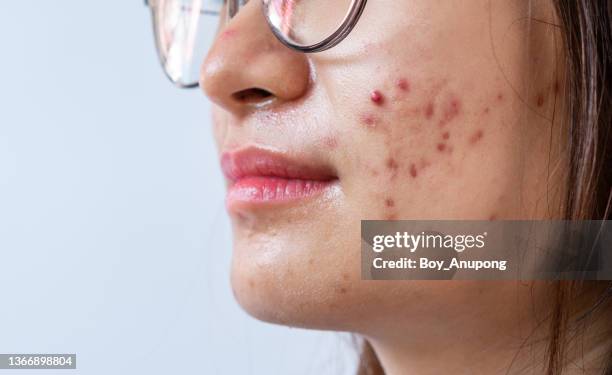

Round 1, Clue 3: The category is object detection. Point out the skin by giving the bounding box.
[198,0,596,373]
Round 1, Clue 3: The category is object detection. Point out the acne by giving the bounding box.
[437,143,447,152]
[386,157,400,179]
[220,29,238,40]
[370,90,384,105]
[424,102,435,119]
[361,113,379,129]
[442,131,450,140]
[385,198,395,207]
[396,78,410,92]
[339,287,348,294]
[483,107,490,114]
[497,93,504,101]
[409,163,418,178]
[488,214,497,221]
[322,136,339,150]
[536,94,545,107]
[469,129,484,144]
[438,97,461,127]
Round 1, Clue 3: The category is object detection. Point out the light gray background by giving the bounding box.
[0,2,356,374]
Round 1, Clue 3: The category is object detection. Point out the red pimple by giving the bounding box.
[442,131,450,140]
[396,78,410,92]
[469,129,484,144]
[437,143,447,152]
[536,94,545,107]
[370,90,384,105]
[425,102,435,119]
[409,163,418,178]
[385,198,395,207]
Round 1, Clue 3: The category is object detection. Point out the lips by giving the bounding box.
[221,148,338,209]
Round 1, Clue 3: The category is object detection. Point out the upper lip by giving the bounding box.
[220,147,337,183]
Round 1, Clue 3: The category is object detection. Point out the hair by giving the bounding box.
[356,0,612,374]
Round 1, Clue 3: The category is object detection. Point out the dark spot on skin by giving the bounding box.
[437,143,447,152]
[248,279,255,288]
[342,273,349,281]
[308,258,314,266]
[385,198,395,207]
[497,93,504,101]
[396,78,410,92]
[536,94,545,107]
[553,81,560,93]
[371,169,380,177]
[425,102,435,119]
[409,163,418,178]
[483,107,490,114]
[489,214,497,221]
[339,287,348,294]
[370,90,384,105]
[442,131,450,140]
[469,129,484,144]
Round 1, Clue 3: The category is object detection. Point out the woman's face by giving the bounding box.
[201,0,564,335]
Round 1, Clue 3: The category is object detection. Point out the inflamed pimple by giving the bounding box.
[370,90,384,105]
[437,143,447,152]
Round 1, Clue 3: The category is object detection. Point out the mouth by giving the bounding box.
[221,147,339,211]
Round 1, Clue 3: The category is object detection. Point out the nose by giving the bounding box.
[200,1,311,114]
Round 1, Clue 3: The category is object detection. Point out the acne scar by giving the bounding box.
[469,129,484,144]
[370,90,384,105]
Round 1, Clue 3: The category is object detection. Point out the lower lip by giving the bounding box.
[226,176,335,208]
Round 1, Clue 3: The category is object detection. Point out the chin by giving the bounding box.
[228,225,373,331]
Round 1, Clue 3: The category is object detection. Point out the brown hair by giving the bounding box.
[357,0,612,373]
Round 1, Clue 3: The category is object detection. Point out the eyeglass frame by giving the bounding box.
[144,0,369,88]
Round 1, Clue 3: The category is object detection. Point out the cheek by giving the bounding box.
[350,76,505,220]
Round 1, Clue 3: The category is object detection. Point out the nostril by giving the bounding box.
[232,88,274,104]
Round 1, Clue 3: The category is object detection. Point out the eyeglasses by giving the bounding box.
[144,0,369,88]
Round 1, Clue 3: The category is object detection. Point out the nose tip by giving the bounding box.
[200,1,311,114]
